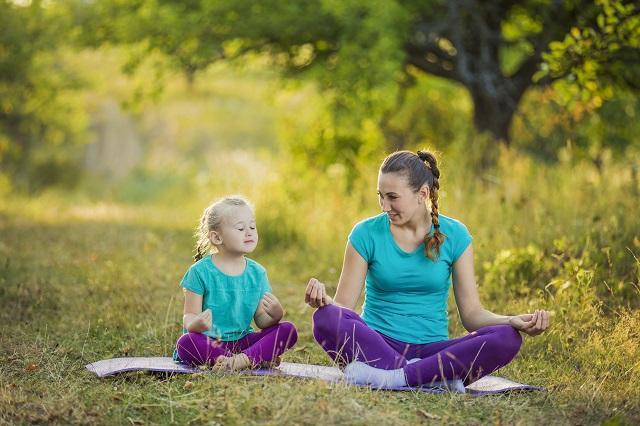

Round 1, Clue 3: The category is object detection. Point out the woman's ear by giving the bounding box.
[418,185,429,204]
[209,230,222,245]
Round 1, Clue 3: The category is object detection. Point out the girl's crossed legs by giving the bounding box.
[312,304,521,386]
[176,321,298,367]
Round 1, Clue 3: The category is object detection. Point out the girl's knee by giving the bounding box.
[279,321,298,343]
[279,321,298,348]
[176,332,204,348]
[175,332,207,364]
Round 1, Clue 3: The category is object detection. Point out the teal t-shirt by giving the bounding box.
[349,213,472,344]
[179,256,272,342]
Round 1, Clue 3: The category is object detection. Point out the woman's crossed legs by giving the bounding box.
[312,304,521,386]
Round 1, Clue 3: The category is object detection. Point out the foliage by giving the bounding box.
[0,1,88,191]
[71,0,640,152]
[539,0,640,109]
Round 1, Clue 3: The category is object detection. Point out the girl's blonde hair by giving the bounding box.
[193,196,253,262]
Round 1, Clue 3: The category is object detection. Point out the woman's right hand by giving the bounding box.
[305,278,333,308]
[185,308,212,333]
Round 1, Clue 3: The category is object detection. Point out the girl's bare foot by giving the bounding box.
[213,353,252,371]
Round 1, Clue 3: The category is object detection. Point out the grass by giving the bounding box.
[1,185,638,425]
[2,35,639,425]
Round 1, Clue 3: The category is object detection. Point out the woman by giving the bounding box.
[305,150,550,388]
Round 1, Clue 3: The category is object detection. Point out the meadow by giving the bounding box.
[1,143,639,424]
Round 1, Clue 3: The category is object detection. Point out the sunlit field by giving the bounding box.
[2,141,639,424]
[2,3,640,421]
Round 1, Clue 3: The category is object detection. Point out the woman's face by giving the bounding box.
[377,172,427,225]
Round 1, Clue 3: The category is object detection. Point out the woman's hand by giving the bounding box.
[509,309,550,336]
[260,293,284,322]
[305,278,333,308]
[185,308,212,333]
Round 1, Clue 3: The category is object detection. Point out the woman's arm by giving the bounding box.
[305,242,367,310]
[453,244,550,335]
[452,245,509,331]
[254,293,284,329]
[334,243,368,309]
[183,289,212,333]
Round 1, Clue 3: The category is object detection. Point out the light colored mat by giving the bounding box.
[85,357,544,395]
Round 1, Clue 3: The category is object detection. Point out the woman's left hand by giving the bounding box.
[509,309,550,336]
[261,293,284,321]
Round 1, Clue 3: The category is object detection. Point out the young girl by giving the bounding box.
[174,196,298,370]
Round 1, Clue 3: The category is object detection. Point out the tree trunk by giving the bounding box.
[470,88,518,145]
[404,1,580,147]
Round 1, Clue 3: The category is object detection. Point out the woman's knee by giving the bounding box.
[493,325,523,359]
[312,304,341,335]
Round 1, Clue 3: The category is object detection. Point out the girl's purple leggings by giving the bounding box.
[312,304,522,386]
[176,321,298,366]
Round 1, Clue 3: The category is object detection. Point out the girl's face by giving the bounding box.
[211,205,258,255]
[377,172,428,225]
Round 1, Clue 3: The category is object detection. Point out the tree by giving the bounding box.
[0,0,85,189]
[75,0,639,151]
[539,0,640,107]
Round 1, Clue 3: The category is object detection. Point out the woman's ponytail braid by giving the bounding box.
[382,150,446,261]
[418,151,445,260]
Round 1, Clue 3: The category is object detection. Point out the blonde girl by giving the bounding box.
[175,196,297,370]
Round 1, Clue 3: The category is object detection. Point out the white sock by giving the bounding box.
[343,361,407,388]
[401,358,466,392]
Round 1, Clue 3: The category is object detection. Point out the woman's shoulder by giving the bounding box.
[438,214,471,236]
[352,213,387,232]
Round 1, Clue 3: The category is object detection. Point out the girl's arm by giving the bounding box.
[452,244,550,335]
[305,242,367,310]
[254,293,283,329]
[183,289,212,333]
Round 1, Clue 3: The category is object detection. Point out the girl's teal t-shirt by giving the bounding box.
[179,256,272,342]
[349,213,472,344]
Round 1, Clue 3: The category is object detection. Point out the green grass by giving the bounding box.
[1,189,638,425]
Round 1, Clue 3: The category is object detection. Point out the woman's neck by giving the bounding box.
[393,208,432,234]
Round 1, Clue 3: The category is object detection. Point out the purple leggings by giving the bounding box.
[176,321,298,366]
[312,304,522,386]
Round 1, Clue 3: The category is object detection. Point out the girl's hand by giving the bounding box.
[305,278,333,308]
[261,293,284,321]
[185,309,212,333]
[509,309,550,336]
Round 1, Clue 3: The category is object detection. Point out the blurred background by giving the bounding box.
[2,0,638,289]
[2,1,640,422]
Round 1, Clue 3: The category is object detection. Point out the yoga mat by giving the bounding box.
[85,357,544,396]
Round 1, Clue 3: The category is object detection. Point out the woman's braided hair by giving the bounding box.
[380,150,445,260]
[193,196,252,262]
